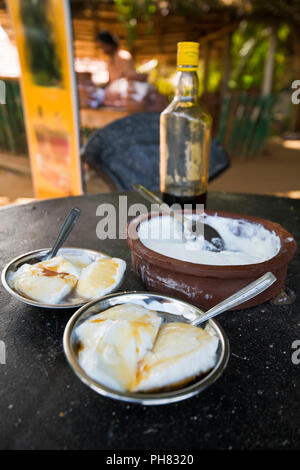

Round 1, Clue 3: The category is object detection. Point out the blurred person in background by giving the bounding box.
[96,31,138,84]
[78,30,167,111]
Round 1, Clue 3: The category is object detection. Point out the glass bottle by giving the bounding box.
[160,42,212,209]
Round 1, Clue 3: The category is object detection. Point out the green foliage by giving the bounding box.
[229,21,292,92]
[148,68,175,101]
[148,18,292,98]
[19,0,62,87]
[114,0,156,49]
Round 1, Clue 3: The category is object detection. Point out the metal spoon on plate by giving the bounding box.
[29,207,81,264]
[158,272,277,326]
[133,184,225,252]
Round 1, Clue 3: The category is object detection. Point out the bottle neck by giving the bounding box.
[175,69,199,102]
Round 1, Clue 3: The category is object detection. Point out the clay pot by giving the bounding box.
[127,210,297,310]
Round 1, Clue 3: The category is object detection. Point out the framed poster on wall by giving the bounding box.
[7,0,83,198]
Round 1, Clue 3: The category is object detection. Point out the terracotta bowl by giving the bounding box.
[127,210,297,310]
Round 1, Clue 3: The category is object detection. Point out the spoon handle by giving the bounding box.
[133,184,165,207]
[133,184,191,229]
[191,272,277,326]
[47,207,81,259]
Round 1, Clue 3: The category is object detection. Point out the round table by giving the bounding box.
[0,191,299,450]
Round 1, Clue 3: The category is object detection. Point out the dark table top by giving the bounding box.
[0,191,299,450]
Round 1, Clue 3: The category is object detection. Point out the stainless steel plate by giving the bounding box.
[1,247,126,309]
[63,291,230,405]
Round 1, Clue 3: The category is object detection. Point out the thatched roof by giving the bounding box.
[2,1,300,27]
[68,0,300,26]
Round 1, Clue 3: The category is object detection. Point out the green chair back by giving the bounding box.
[216,91,276,158]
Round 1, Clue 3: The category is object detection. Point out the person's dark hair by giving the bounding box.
[96,31,119,49]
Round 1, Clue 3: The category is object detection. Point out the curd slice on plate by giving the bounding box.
[76,257,126,300]
[75,304,219,394]
[10,254,126,305]
[11,263,78,304]
[35,255,82,278]
[76,304,162,392]
[131,322,219,392]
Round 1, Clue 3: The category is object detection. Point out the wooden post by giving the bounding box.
[262,24,278,96]
[221,32,232,96]
[203,42,212,93]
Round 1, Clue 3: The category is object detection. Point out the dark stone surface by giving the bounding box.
[0,191,299,450]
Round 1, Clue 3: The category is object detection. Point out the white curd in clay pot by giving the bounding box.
[138,214,281,266]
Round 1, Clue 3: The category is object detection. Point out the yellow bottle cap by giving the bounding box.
[177,42,199,71]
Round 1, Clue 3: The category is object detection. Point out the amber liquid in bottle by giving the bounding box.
[161,191,207,210]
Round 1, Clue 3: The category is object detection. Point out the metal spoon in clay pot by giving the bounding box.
[133,184,225,252]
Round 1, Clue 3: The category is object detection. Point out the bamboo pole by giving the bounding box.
[262,24,278,96]
[203,42,212,93]
[221,32,232,96]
